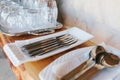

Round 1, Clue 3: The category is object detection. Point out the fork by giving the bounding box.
[22,34,71,49]
[30,37,77,56]
[22,34,78,56]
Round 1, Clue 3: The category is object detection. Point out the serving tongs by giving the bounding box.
[61,46,120,80]
[21,34,78,56]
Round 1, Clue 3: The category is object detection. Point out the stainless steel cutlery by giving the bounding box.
[21,34,78,56]
[61,46,120,80]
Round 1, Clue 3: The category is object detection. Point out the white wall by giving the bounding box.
[58,0,120,50]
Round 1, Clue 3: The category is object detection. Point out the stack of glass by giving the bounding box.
[0,0,62,36]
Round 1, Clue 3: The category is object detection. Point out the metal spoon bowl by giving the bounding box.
[100,53,120,68]
[90,45,106,60]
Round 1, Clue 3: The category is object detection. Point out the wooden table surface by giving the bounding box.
[0,27,95,80]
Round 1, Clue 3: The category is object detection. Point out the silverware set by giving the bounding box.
[21,34,78,56]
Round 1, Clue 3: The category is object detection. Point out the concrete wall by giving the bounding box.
[58,0,120,50]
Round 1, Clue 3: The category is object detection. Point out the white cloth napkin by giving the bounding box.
[52,52,89,79]
[39,43,120,80]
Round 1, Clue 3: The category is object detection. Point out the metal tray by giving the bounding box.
[0,22,63,36]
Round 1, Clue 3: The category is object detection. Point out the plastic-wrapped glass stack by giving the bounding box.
[0,0,62,36]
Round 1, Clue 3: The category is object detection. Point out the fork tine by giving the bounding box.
[63,38,78,45]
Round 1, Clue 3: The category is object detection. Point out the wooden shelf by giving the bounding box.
[0,27,95,80]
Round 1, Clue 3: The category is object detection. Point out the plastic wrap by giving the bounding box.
[0,0,62,36]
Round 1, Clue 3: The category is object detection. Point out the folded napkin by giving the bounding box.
[39,43,120,80]
[52,52,89,79]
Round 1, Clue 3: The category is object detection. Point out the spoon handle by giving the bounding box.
[61,59,95,80]
[76,64,102,80]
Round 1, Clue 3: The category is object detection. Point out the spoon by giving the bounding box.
[61,46,106,80]
[96,52,120,68]
[76,52,120,80]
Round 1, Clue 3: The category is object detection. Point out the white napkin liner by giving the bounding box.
[3,27,93,66]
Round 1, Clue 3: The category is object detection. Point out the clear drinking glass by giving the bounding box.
[0,0,59,34]
[20,0,42,9]
[48,0,58,25]
[19,0,58,25]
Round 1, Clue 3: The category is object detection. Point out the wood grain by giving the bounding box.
[0,27,95,80]
[0,37,3,48]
